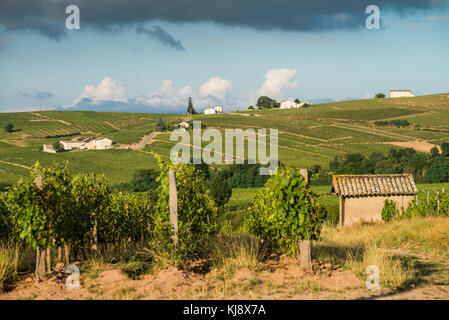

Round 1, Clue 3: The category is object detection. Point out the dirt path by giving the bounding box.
[117,132,159,150]
[104,121,120,130]
[0,160,31,170]
[31,113,72,126]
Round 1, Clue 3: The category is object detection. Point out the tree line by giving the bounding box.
[309,143,449,185]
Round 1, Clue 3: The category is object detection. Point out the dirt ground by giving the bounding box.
[1,252,448,300]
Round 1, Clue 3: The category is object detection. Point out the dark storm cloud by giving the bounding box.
[136,25,185,51]
[0,0,446,40]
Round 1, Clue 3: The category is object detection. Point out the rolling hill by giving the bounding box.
[1,93,448,187]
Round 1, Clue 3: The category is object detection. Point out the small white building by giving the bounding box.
[176,121,190,128]
[84,137,113,150]
[43,144,57,153]
[280,100,300,109]
[204,106,224,115]
[390,90,414,98]
[60,137,113,151]
[60,140,85,150]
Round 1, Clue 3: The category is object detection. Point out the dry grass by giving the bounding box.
[321,217,449,257]
[207,233,265,275]
[0,243,34,291]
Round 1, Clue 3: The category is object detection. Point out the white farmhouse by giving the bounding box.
[280,100,300,109]
[43,144,57,153]
[204,108,216,115]
[84,137,113,150]
[390,90,414,98]
[204,106,224,115]
[60,137,113,151]
[60,140,85,150]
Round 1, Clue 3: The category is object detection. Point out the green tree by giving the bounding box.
[245,167,326,256]
[4,124,13,133]
[248,106,254,110]
[187,97,197,115]
[441,142,449,157]
[375,93,386,98]
[294,99,301,104]
[210,174,232,207]
[256,96,279,109]
[156,117,166,131]
[52,141,64,152]
[430,146,440,158]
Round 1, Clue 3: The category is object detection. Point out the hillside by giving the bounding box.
[0,93,448,187]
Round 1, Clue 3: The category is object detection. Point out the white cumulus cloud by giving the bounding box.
[72,76,126,105]
[257,68,298,99]
[198,77,233,101]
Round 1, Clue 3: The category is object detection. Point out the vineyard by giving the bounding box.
[1,93,449,299]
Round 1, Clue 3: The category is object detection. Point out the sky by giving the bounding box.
[0,0,448,113]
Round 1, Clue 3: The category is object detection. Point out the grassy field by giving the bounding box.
[1,93,449,187]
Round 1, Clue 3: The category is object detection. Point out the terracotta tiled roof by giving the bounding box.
[331,174,418,197]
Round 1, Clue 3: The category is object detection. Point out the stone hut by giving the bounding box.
[331,174,418,227]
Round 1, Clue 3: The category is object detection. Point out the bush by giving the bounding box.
[381,199,400,222]
[245,167,326,256]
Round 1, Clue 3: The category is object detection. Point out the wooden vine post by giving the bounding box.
[168,170,179,247]
[299,169,312,270]
[34,175,47,281]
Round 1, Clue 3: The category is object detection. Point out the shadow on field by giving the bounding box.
[312,242,448,299]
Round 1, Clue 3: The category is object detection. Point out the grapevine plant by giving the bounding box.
[245,167,326,256]
[152,153,218,264]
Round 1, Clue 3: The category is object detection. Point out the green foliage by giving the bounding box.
[0,193,15,241]
[245,167,326,256]
[187,97,197,115]
[98,191,153,244]
[125,169,160,192]
[256,96,279,109]
[374,119,410,127]
[4,124,13,133]
[9,162,73,249]
[219,163,269,188]
[52,141,64,152]
[430,147,440,158]
[156,117,167,131]
[375,93,385,99]
[152,153,218,264]
[45,132,80,139]
[210,174,232,207]
[248,106,254,110]
[381,200,399,222]
[330,148,430,182]
[441,142,449,157]
[422,159,449,183]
